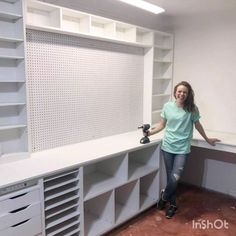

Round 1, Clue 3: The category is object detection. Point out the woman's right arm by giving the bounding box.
[148,118,166,136]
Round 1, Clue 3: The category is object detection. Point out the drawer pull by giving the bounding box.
[11,219,30,227]
[10,193,27,199]
[9,205,30,213]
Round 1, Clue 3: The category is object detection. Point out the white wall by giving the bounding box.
[172,11,236,134]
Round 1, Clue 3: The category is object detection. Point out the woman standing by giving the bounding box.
[147,81,220,219]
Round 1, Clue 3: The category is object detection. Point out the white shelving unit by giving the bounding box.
[151,33,174,124]
[83,145,160,235]
[26,0,154,48]
[0,0,28,157]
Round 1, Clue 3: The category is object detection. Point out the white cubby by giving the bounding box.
[0,82,26,103]
[0,40,24,58]
[140,171,159,210]
[83,153,128,201]
[0,59,25,81]
[0,13,23,39]
[136,27,153,45]
[62,9,90,34]
[154,33,173,49]
[90,16,116,38]
[0,0,22,16]
[154,47,173,62]
[152,94,170,111]
[115,180,139,224]
[84,190,114,236]
[115,22,136,42]
[128,146,159,180]
[152,78,172,95]
[27,0,61,28]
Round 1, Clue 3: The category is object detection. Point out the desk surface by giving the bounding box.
[0,129,235,188]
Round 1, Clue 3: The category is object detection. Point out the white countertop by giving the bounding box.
[0,131,162,188]
[0,129,235,188]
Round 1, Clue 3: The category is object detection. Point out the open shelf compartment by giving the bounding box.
[84,190,114,236]
[128,146,159,180]
[83,153,128,201]
[115,180,139,224]
[140,171,160,210]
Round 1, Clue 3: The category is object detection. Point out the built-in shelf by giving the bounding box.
[0,0,28,157]
[0,124,26,131]
[0,11,22,20]
[0,36,24,43]
[26,0,154,48]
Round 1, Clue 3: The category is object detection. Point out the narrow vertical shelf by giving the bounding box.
[151,32,173,125]
[114,180,139,225]
[140,171,160,211]
[0,0,28,158]
[84,190,114,236]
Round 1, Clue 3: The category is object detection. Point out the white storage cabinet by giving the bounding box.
[83,144,160,236]
[0,179,42,236]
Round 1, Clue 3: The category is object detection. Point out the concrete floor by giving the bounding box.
[106,183,236,236]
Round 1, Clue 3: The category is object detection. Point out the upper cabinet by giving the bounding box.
[26,0,154,48]
[0,0,28,159]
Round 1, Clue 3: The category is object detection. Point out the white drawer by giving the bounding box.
[0,215,42,236]
[0,202,41,231]
[0,188,40,215]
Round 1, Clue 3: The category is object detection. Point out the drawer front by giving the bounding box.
[0,215,42,236]
[0,202,41,231]
[0,188,40,215]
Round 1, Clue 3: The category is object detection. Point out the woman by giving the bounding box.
[147,81,220,219]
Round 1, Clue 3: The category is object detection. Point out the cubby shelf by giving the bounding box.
[83,145,160,235]
[26,0,154,48]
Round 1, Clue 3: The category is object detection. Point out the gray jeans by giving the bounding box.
[162,150,188,206]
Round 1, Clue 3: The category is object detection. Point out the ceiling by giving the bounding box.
[146,0,236,17]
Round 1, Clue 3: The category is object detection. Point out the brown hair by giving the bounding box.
[174,81,196,112]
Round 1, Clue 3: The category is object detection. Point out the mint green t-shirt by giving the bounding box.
[160,101,200,154]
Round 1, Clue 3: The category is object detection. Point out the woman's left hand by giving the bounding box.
[207,138,221,146]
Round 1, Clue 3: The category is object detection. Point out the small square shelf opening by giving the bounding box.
[90,16,115,38]
[115,180,139,224]
[128,146,159,180]
[83,153,128,200]
[140,171,159,210]
[136,28,153,45]
[152,78,172,95]
[27,1,61,28]
[62,9,90,34]
[84,191,114,236]
[115,22,136,42]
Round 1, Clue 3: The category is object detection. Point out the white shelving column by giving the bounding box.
[152,32,173,125]
[0,0,28,159]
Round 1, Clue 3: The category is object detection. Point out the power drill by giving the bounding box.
[138,124,150,144]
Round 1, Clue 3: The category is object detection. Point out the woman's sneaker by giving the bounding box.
[157,189,167,210]
[166,205,177,219]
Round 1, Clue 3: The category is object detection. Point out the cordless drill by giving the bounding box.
[138,124,150,144]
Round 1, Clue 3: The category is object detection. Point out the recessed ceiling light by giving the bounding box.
[118,0,165,14]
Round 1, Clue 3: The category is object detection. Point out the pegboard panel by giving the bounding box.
[26,30,144,152]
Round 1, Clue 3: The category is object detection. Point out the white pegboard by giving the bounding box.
[26,30,144,152]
